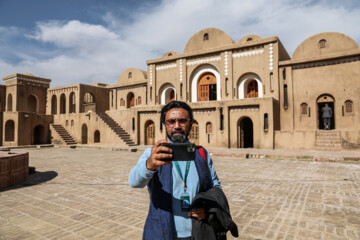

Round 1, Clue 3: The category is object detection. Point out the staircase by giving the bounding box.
[51,124,77,145]
[315,130,342,151]
[96,113,137,146]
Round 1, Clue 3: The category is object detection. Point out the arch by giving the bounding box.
[191,65,221,102]
[138,96,142,105]
[5,120,15,141]
[69,92,76,113]
[94,130,100,143]
[160,83,176,104]
[7,94,12,111]
[120,98,125,106]
[71,120,74,126]
[127,92,135,108]
[84,92,95,103]
[237,73,263,99]
[316,94,335,130]
[60,93,66,114]
[237,117,253,148]
[34,125,45,144]
[206,122,212,134]
[65,120,69,126]
[189,120,199,145]
[27,94,38,113]
[51,95,57,114]
[81,124,88,144]
[145,120,155,145]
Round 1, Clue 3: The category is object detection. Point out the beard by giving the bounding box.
[167,129,188,143]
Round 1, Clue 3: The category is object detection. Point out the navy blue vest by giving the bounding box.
[143,149,212,240]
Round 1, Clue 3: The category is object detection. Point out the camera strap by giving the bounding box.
[174,161,191,192]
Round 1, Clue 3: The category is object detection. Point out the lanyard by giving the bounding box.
[174,161,191,192]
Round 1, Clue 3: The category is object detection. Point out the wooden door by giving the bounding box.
[189,122,199,145]
[170,89,175,102]
[246,80,258,98]
[198,73,216,101]
[146,122,155,145]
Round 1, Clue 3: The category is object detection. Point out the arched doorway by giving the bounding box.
[27,95,38,113]
[5,120,15,141]
[81,124,88,144]
[60,93,66,114]
[94,130,100,143]
[198,73,217,101]
[34,125,45,144]
[246,80,258,98]
[51,95,57,114]
[189,120,199,145]
[145,121,155,145]
[127,92,135,108]
[317,94,335,130]
[237,117,253,148]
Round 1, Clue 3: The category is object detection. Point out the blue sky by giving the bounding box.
[0,0,359,87]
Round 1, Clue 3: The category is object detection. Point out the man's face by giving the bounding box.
[164,108,192,143]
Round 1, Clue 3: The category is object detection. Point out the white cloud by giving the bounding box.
[0,0,359,87]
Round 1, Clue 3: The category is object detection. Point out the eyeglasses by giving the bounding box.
[165,118,190,127]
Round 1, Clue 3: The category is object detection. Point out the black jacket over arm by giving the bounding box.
[190,187,239,240]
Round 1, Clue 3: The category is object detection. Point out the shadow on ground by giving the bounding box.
[0,171,58,192]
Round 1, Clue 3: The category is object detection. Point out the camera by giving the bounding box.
[160,143,196,161]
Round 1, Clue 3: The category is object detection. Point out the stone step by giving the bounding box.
[316,139,341,144]
[314,146,342,151]
[316,132,341,137]
[315,143,342,148]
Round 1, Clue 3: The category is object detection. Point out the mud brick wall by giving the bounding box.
[0,152,29,189]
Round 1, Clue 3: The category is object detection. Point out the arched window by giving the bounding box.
[127,92,135,108]
[237,74,263,99]
[65,120,69,126]
[206,122,212,134]
[319,39,327,48]
[203,33,209,41]
[120,98,125,106]
[301,103,308,115]
[51,95,57,114]
[345,100,353,113]
[84,92,94,103]
[138,96,141,105]
[7,94,12,111]
[27,95,38,113]
[60,93,66,114]
[94,130,100,143]
[5,120,15,141]
[168,53,172,56]
[71,120,74,126]
[128,72,132,78]
[69,92,76,113]
[189,120,199,145]
[246,37,253,41]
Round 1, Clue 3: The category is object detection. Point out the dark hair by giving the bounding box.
[160,101,193,124]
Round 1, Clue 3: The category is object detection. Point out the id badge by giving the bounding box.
[180,192,190,211]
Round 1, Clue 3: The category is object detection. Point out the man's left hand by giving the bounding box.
[188,208,206,220]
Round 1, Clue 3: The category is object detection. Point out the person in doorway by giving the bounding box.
[128,101,221,239]
[321,103,333,130]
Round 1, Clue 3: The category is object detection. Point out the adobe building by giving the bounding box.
[1,28,359,151]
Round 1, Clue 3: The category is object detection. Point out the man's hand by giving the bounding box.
[188,208,206,221]
[146,140,173,171]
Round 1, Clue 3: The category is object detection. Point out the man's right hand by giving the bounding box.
[146,140,172,171]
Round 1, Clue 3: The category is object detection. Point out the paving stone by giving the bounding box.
[0,147,359,239]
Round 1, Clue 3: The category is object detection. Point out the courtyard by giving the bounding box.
[0,147,359,240]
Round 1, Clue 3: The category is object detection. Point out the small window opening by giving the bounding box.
[301,103,308,115]
[345,100,353,113]
[168,53,172,56]
[319,39,327,49]
[203,33,209,41]
[128,72,132,78]
[246,38,253,41]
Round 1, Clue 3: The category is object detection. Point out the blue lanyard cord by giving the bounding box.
[173,161,191,192]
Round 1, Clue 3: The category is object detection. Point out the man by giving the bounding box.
[321,103,332,130]
[129,101,221,240]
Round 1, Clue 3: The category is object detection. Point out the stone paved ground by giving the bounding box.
[0,147,360,240]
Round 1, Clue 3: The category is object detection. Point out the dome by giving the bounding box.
[238,34,262,44]
[162,51,179,58]
[292,32,359,60]
[184,28,235,53]
[117,68,147,86]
